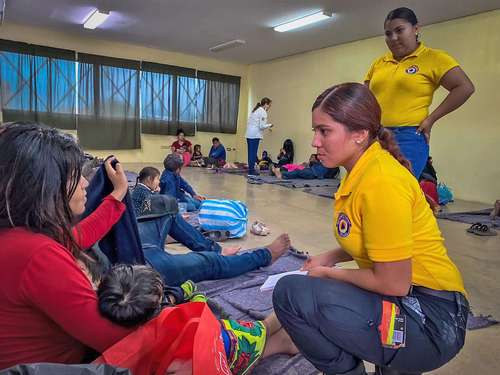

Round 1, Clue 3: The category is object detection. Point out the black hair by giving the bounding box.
[176,128,185,136]
[252,97,272,112]
[193,144,202,153]
[97,264,164,327]
[137,166,161,186]
[0,122,87,259]
[212,137,220,143]
[163,153,183,172]
[283,139,294,160]
[385,7,418,26]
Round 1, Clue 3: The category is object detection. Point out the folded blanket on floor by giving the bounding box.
[247,175,339,189]
[303,185,340,199]
[467,310,499,330]
[437,208,499,228]
[198,252,317,375]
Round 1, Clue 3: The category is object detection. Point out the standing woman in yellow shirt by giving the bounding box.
[365,7,474,178]
[272,83,468,375]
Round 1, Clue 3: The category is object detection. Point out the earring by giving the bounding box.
[355,140,362,144]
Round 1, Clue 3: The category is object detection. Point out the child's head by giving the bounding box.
[164,153,183,174]
[98,265,165,327]
[262,151,268,158]
[309,154,319,163]
[212,137,220,147]
[193,144,202,154]
[137,167,161,191]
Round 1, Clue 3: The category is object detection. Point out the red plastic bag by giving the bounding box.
[94,302,231,375]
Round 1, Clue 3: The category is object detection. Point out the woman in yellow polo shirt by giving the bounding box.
[365,7,474,178]
[272,83,468,375]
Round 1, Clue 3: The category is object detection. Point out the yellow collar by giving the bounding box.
[383,42,427,63]
[334,142,383,199]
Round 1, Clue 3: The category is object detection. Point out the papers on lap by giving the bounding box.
[260,270,308,292]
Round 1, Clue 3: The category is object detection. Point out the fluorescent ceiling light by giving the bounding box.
[83,9,109,29]
[274,11,332,32]
[209,39,246,53]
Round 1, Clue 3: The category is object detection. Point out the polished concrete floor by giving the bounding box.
[125,164,500,375]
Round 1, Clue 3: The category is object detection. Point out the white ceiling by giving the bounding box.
[3,0,500,64]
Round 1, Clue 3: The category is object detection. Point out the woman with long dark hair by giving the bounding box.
[365,7,474,178]
[246,97,273,176]
[0,122,134,368]
[272,83,468,375]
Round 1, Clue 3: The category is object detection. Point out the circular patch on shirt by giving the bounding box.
[336,213,351,238]
[405,65,419,74]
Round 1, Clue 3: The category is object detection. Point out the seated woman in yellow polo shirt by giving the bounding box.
[365,7,474,178]
[272,83,468,375]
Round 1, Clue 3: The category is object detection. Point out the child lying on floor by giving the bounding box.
[97,264,298,375]
[272,154,339,180]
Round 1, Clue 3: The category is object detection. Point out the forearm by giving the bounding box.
[73,195,125,249]
[428,85,474,123]
[324,247,353,266]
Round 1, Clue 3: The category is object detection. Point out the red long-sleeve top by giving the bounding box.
[0,196,133,370]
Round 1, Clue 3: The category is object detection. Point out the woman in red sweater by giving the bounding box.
[0,122,133,369]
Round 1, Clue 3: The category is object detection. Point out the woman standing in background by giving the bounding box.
[365,7,474,178]
[246,97,273,176]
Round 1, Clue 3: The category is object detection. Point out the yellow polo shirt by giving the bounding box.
[334,142,465,294]
[365,43,459,127]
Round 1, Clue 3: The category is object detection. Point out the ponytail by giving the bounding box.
[252,97,272,113]
[376,127,412,172]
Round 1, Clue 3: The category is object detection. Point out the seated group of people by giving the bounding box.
[171,129,227,169]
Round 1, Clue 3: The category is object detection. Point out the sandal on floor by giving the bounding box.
[203,230,230,241]
[289,247,309,260]
[221,320,267,375]
[250,221,270,236]
[467,222,497,236]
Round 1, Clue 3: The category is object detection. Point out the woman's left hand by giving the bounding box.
[416,117,435,143]
[306,266,333,279]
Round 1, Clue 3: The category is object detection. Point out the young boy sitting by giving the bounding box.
[160,154,206,212]
[97,264,297,375]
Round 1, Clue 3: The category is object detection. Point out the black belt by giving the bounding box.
[409,286,458,302]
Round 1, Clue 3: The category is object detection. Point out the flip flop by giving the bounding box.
[467,223,497,236]
[203,230,230,241]
[289,247,309,259]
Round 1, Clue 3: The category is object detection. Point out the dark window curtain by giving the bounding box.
[196,71,240,134]
[141,61,196,136]
[140,66,174,135]
[77,53,140,149]
[0,50,34,123]
[175,76,202,136]
[0,41,76,129]
[0,40,76,129]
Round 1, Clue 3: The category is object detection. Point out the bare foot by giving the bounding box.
[272,166,282,179]
[263,328,299,358]
[222,246,241,256]
[490,200,500,218]
[267,234,291,263]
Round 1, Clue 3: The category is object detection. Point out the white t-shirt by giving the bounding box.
[246,107,272,139]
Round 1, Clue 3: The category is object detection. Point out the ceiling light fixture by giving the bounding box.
[273,11,332,32]
[83,9,110,29]
[209,39,246,53]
